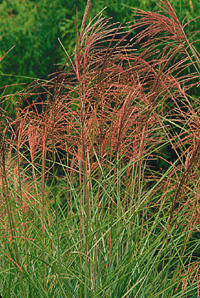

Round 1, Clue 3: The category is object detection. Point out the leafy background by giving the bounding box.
[0,0,199,101]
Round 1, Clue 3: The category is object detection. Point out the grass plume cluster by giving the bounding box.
[0,0,200,297]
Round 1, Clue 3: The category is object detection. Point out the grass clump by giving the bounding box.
[0,0,200,297]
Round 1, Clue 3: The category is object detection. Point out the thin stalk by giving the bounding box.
[16,146,30,273]
[109,163,117,297]
[94,185,100,291]
[0,134,25,298]
[41,132,47,289]
[83,137,90,298]
[52,119,61,273]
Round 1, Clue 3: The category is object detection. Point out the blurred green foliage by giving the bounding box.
[0,0,81,92]
[0,0,199,99]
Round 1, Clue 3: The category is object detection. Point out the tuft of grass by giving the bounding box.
[0,0,200,297]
